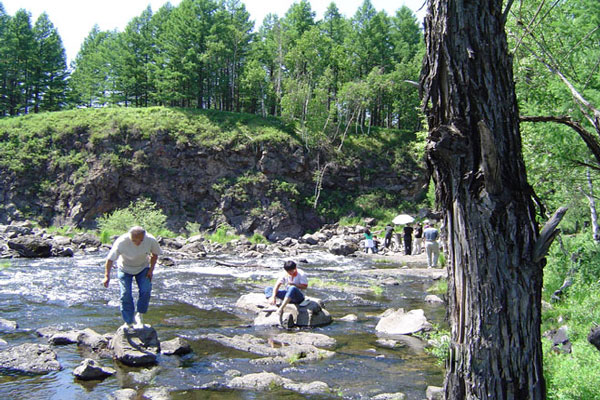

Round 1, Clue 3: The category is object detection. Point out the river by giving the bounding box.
[0,250,445,399]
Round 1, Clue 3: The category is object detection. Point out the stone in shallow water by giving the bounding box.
[375,308,432,335]
[228,372,330,395]
[109,325,160,367]
[161,337,192,356]
[0,343,61,374]
[340,313,358,322]
[0,318,18,332]
[73,358,115,380]
[236,292,332,328]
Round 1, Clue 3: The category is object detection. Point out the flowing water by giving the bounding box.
[0,250,445,400]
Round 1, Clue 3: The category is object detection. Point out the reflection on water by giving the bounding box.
[0,252,445,399]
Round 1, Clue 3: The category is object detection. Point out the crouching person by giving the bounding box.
[264,260,308,315]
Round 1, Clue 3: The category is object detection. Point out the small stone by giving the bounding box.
[73,358,115,380]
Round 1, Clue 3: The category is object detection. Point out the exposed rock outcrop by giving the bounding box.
[0,112,428,239]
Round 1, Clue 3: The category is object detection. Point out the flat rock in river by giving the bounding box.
[0,343,61,374]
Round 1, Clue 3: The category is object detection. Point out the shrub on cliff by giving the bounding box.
[97,198,172,240]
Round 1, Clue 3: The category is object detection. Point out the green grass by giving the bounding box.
[205,224,241,244]
[370,285,384,296]
[309,278,352,290]
[248,233,269,244]
[427,279,448,295]
[0,261,11,270]
[540,233,600,399]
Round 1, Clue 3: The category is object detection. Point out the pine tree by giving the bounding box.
[32,12,68,112]
[4,9,35,115]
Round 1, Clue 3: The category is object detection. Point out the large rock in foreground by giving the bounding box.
[0,343,61,374]
[236,293,332,328]
[109,325,160,366]
[375,308,432,335]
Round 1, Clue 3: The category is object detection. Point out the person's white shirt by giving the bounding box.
[276,268,308,289]
[107,232,161,275]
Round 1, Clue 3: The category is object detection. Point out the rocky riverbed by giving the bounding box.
[0,220,447,399]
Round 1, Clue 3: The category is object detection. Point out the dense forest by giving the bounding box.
[0,0,422,133]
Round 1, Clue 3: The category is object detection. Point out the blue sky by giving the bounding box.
[2,0,426,64]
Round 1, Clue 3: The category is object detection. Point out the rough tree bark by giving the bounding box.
[420,1,557,398]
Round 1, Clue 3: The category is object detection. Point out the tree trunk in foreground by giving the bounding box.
[421,1,546,399]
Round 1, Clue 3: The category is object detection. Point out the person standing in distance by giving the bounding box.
[103,226,161,329]
[423,223,440,268]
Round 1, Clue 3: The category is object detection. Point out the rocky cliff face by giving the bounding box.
[0,122,427,240]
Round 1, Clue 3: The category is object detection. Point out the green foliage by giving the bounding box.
[205,224,241,244]
[96,198,172,238]
[185,221,201,236]
[415,324,450,366]
[438,251,446,267]
[99,230,111,244]
[542,233,600,399]
[45,225,83,237]
[0,261,11,270]
[544,340,600,400]
[286,352,302,365]
[427,279,447,295]
[370,285,384,296]
[249,233,269,244]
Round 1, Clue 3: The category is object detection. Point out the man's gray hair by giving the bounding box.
[129,226,146,237]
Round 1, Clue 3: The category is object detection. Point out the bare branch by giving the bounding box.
[520,115,600,167]
[502,0,515,25]
[533,207,568,263]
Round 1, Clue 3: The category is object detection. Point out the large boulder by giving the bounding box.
[375,308,432,335]
[109,325,160,366]
[0,343,61,374]
[7,236,53,257]
[237,293,332,328]
[326,237,358,256]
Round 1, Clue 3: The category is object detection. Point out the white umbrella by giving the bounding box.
[392,214,415,225]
